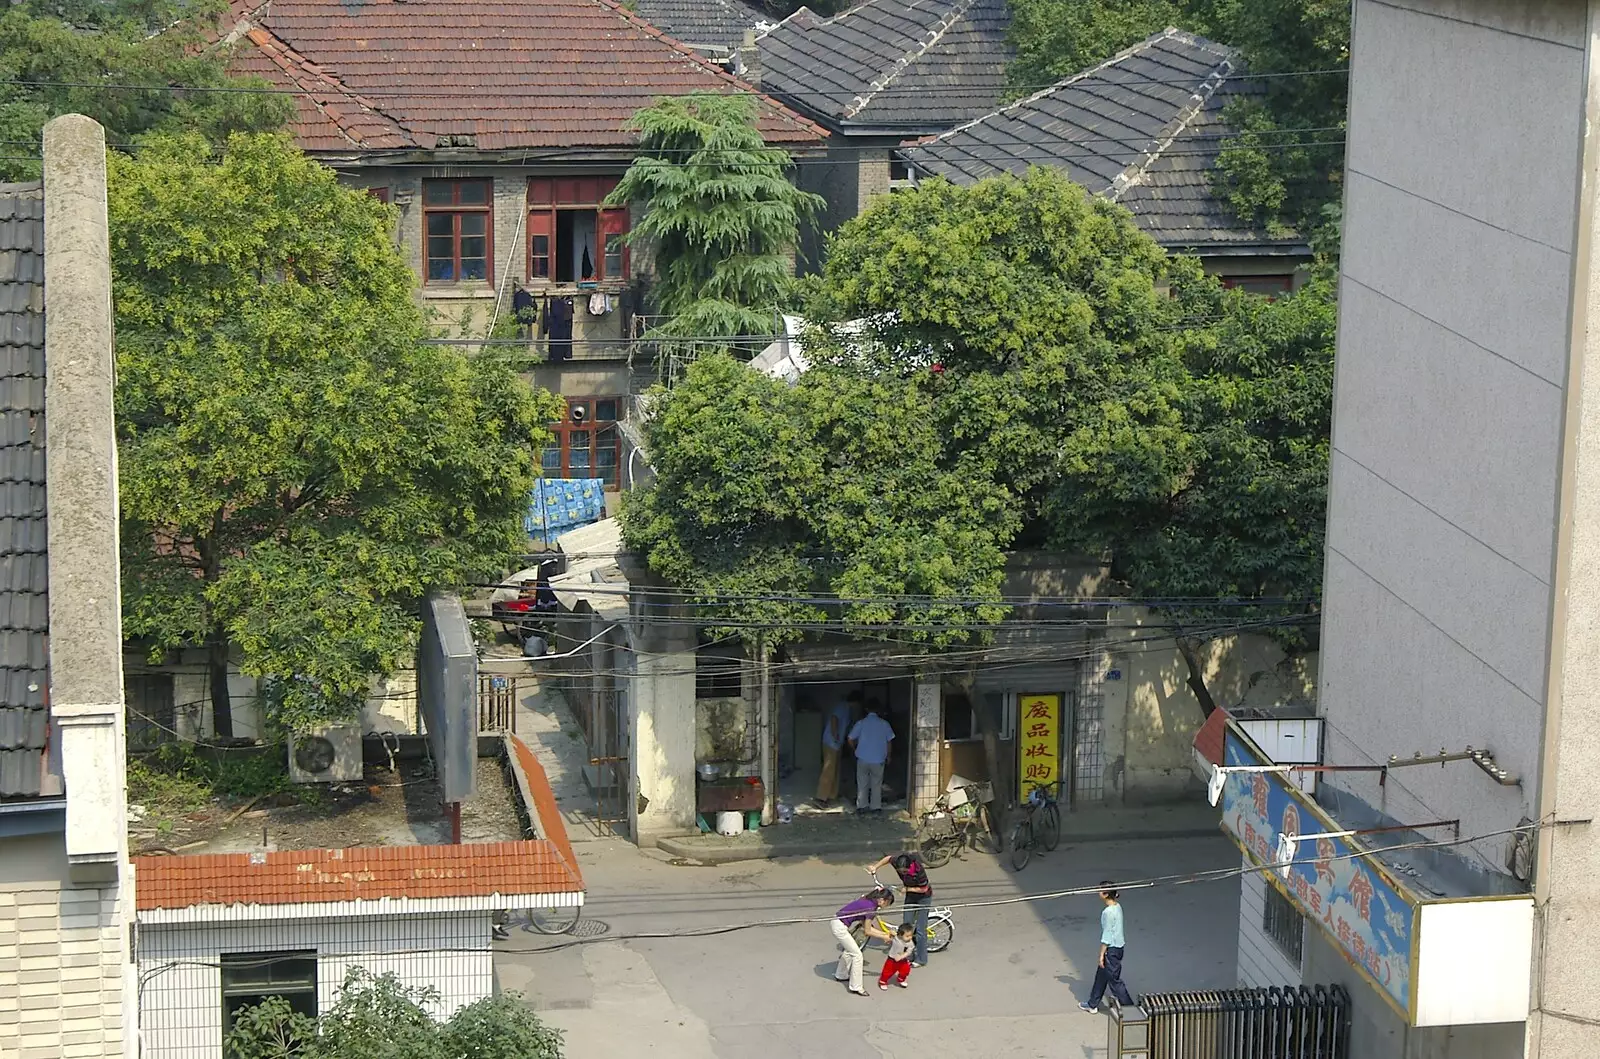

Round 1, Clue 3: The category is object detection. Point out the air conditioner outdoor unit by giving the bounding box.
[288,725,364,784]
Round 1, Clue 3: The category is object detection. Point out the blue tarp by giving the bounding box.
[525,478,606,546]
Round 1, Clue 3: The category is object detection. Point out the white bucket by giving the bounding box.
[715,811,745,836]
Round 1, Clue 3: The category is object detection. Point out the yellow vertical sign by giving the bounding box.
[1017,693,1061,795]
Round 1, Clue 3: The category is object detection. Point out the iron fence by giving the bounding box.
[1119,986,1351,1059]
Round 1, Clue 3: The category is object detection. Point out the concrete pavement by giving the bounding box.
[494,833,1242,1058]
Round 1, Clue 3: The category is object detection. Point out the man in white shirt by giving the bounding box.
[815,690,860,807]
[848,702,895,814]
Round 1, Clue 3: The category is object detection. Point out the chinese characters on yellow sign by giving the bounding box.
[1017,694,1061,794]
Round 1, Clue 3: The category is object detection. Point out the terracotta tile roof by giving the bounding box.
[228,0,826,152]
[133,839,582,911]
[508,735,583,891]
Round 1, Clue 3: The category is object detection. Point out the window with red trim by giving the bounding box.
[424,179,492,283]
[526,177,630,283]
[541,397,621,487]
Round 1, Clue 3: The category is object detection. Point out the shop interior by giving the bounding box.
[778,677,913,816]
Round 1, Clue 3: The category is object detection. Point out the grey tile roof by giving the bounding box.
[0,181,52,802]
[630,0,770,52]
[758,0,1011,130]
[900,28,1309,253]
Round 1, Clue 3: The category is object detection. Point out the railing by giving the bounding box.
[478,675,521,734]
[1109,986,1351,1059]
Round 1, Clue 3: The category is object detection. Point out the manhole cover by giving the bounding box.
[570,918,610,938]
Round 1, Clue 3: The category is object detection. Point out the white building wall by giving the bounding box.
[136,912,493,1059]
[1235,854,1302,989]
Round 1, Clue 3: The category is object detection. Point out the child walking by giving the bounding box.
[879,923,916,989]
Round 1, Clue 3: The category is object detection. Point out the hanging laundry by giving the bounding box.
[581,243,594,281]
[512,285,538,336]
[548,296,574,362]
[588,292,608,316]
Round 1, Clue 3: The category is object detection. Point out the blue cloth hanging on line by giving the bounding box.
[525,478,605,547]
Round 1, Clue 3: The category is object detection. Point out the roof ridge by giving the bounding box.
[1107,32,1237,201]
[241,22,420,149]
[842,0,981,119]
[588,0,830,140]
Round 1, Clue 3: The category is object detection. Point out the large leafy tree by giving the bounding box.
[112,133,561,737]
[1004,0,1349,239]
[607,93,824,340]
[225,968,564,1059]
[0,0,289,180]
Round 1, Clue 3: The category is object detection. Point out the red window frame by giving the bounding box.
[423,179,493,285]
[541,397,622,488]
[526,177,630,283]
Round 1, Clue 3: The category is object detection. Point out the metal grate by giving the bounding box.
[1262,884,1305,968]
[1137,986,1351,1059]
[1075,657,1106,802]
[126,673,177,749]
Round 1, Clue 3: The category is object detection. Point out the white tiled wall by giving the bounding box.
[1236,853,1304,989]
[137,912,493,1059]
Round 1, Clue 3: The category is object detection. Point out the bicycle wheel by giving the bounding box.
[1009,820,1033,871]
[1041,802,1061,852]
[919,834,953,869]
[927,917,954,953]
[525,902,582,935]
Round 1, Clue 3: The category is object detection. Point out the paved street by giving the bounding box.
[495,834,1241,1059]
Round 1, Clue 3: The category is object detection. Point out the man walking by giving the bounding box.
[1080,883,1134,1012]
[816,690,859,807]
[847,701,894,814]
[867,851,934,965]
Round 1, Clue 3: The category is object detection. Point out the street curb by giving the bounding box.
[655,824,1220,866]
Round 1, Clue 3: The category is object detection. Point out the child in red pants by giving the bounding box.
[879,922,915,989]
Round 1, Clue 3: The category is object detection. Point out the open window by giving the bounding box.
[220,950,317,1047]
[528,177,630,283]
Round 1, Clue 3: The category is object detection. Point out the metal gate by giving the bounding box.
[582,687,628,836]
[478,675,520,733]
[125,673,176,749]
[1117,986,1351,1059]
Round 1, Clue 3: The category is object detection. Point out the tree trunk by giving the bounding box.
[1176,636,1220,718]
[208,636,234,742]
[958,668,1011,834]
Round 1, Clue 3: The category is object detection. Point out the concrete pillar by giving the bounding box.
[628,649,697,846]
[910,677,941,816]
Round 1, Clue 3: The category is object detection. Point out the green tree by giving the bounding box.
[0,0,289,180]
[607,93,824,340]
[112,133,561,738]
[1004,0,1349,239]
[223,968,564,1059]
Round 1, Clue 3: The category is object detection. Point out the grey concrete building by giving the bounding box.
[0,115,135,1059]
[900,28,1313,292]
[1229,1,1600,1056]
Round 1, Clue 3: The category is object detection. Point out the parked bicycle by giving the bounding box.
[1007,781,1062,872]
[915,783,1000,868]
[852,869,955,953]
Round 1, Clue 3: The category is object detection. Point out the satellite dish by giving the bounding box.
[1276,833,1297,879]
[294,736,337,775]
[1207,765,1227,807]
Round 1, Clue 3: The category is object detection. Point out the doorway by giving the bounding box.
[781,677,912,816]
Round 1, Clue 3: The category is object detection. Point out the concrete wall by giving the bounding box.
[1236,854,1302,989]
[137,913,491,1059]
[1109,609,1318,805]
[795,141,897,272]
[629,645,698,846]
[0,831,132,1059]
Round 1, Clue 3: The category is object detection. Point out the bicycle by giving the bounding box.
[520,900,583,935]
[853,870,955,954]
[1007,781,1062,872]
[915,784,1000,868]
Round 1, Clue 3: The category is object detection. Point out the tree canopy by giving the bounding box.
[607,93,824,340]
[0,0,289,180]
[630,168,1332,718]
[111,133,561,736]
[1005,0,1349,239]
[225,968,564,1059]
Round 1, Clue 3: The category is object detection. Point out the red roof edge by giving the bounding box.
[1192,707,1230,768]
[587,0,829,143]
[509,735,585,892]
[240,23,421,149]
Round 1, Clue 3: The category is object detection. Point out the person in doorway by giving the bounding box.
[1080,883,1134,1012]
[848,702,895,814]
[878,922,916,989]
[832,887,894,996]
[816,690,861,807]
[867,851,934,965]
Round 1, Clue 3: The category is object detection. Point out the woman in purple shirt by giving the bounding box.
[832,888,894,995]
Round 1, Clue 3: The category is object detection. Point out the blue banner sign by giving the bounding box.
[1221,726,1415,1016]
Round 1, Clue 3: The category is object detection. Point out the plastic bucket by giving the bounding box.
[716,811,745,836]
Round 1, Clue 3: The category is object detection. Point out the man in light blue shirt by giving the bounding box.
[1080,883,1134,1011]
[847,702,895,814]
